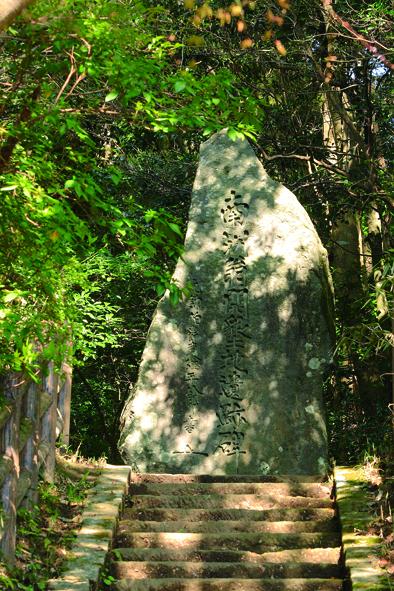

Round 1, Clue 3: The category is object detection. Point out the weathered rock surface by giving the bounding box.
[110,474,345,591]
[118,130,334,474]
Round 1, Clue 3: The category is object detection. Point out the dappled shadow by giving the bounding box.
[111,476,345,588]
[118,131,334,476]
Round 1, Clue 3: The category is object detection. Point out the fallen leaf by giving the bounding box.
[275,39,287,56]
[240,38,254,48]
[230,4,244,17]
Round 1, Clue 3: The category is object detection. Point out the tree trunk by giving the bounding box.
[320,0,390,423]
[0,0,35,31]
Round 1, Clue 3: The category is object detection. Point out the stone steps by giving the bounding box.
[128,482,331,497]
[118,519,338,533]
[123,507,336,522]
[112,547,342,564]
[115,531,341,550]
[113,560,343,578]
[110,475,346,590]
[129,494,333,510]
[112,578,344,591]
[127,475,327,484]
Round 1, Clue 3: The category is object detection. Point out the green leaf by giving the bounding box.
[156,284,166,296]
[227,128,243,141]
[144,209,157,222]
[105,91,119,102]
[174,80,186,93]
[169,290,179,306]
[168,223,183,238]
[3,291,23,303]
[0,185,17,191]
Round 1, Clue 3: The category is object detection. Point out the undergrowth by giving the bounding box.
[358,454,394,580]
[0,470,92,590]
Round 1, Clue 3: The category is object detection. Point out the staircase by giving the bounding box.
[110,474,346,591]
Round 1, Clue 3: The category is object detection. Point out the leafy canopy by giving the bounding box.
[0,0,262,375]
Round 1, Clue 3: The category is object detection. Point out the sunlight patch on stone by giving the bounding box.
[118,130,334,475]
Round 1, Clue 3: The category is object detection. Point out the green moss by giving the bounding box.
[335,466,390,591]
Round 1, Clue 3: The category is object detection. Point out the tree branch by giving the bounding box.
[322,0,394,70]
[257,145,350,178]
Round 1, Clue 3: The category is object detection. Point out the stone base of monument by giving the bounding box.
[109,473,347,590]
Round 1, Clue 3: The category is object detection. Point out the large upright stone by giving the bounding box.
[118,130,335,475]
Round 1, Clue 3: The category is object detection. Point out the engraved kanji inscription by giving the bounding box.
[217,190,250,456]
[183,277,203,431]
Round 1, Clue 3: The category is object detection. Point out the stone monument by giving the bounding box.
[118,130,335,475]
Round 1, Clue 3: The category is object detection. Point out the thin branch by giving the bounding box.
[65,71,86,99]
[55,48,76,103]
[306,45,370,160]
[59,107,120,115]
[322,0,394,70]
[258,147,310,162]
[329,239,374,259]
[257,144,350,178]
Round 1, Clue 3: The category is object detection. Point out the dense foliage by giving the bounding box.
[1,0,393,464]
[0,471,92,589]
[0,0,259,375]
